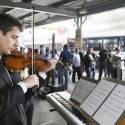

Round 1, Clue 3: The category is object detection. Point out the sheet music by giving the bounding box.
[93,84,125,125]
[80,79,116,116]
[71,79,96,103]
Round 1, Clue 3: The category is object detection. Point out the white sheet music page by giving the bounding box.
[80,79,116,116]
[71,79,96,103]
[93,84,125,125]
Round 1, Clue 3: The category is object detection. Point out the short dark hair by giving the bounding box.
[63,44,68,49]
[75,48,78,53]
[0,13,23,35]
[115,47,120,51]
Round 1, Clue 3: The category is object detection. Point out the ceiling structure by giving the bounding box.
[0,0,125,27]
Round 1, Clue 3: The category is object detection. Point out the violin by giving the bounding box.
[3,54,51,72]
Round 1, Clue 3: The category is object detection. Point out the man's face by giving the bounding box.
[116,48,120,54]
[88,48,93,54]
[0,26,20,54]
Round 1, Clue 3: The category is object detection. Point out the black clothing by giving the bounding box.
[72,66,81,82]
[0,60,27,125]
[24,70,45,125]
[79,51,84,73]
[98,49,108,80]
[0,59,46,125]
[99,49,108,62]
[83,53,96,68]
[83,53,96,79]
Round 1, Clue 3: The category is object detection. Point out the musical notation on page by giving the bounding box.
[80,79,116,116]
[71,79,96,104]
[93,84,125,125]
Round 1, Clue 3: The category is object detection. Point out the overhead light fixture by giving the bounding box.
[6,8,16,14]
[22,0,33,3]
[11,0,33,3]
[79,9,87,14]
[11,0,22,2]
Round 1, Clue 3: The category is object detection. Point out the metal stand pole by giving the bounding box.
[117,61,121,80]
[52,33,55,86]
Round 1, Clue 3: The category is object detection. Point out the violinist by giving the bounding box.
[0,14,54,125]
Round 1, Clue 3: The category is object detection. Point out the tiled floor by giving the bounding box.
[32,96,67,125]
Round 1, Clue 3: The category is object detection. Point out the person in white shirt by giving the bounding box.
[111,47,125,80]
[72,48,82,83]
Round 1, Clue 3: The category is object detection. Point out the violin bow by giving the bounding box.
[31,7,35,75]
[31,7,39,91]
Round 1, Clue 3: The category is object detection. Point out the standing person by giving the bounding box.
[111,47,125,80]
[83,48,96,79]
[105,48,112,77]
[0,13,54,125]
[98,47,108,80]
[79,49,84,74]
[39,44,45,57]
[20,47,26,54]
[54,49,60,60]
[58,44,73,89]
[44,47,50,59]
[72,48,82,83]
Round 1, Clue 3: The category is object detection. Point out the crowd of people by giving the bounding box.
[35,42,125,90]
[51,44,125,88]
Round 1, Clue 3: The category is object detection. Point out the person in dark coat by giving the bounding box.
[98,48,108,80]
[0,13,54,125]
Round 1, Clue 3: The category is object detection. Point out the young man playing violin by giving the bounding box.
[0,14,56,125]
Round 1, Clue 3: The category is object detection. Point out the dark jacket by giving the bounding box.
[83,53,96,68]
[59,49,73,66]
[0,60,27,125]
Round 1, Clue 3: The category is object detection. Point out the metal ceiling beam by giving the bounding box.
[1,8,12,13]
[24,16,71,28]
[79,0,125,16]
[81,0,109,8]
[0,0,77,17]
[18,11,38,20]
[34,15,71,27]
[50,0,78,7]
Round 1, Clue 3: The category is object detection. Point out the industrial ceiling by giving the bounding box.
[0,0,125,27]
